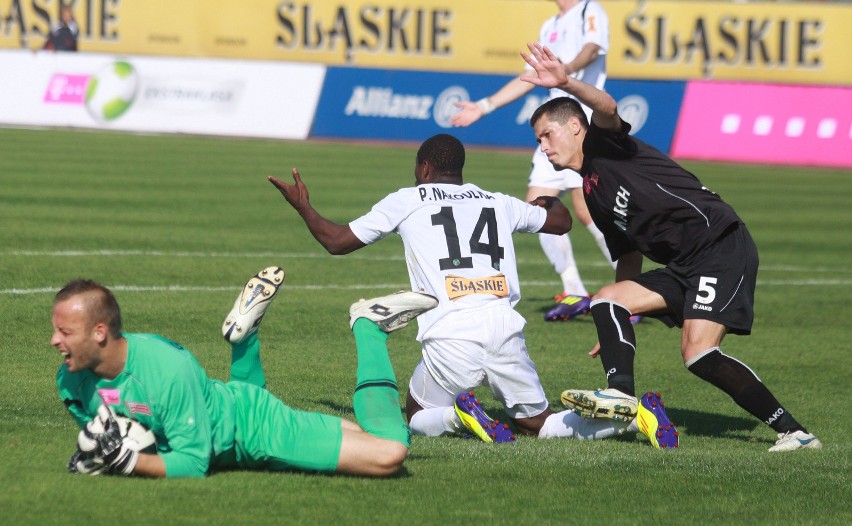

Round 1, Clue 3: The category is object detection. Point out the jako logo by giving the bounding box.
[605,367,616,379]
[766,408,784,425]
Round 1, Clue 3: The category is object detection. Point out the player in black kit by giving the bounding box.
[519,42,820,452]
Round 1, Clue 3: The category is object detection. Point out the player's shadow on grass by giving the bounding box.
[314,398,762,446]
[666,407,761,441]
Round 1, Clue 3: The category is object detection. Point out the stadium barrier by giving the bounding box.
[1,50,849,168]
[0,50,324,140]
[672,81,852,168]
[311,66,684,154]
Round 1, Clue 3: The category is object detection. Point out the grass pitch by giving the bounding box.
[0,127,849,525]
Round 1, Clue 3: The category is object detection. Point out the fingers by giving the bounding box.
[267,175,286,191]
[588,342,601,359]
[523,42,556,65]
[268,169,301,192]
[540,42,558,61]
[529,196,553,209]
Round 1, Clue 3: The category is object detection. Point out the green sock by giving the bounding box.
[229,332,266,388]
[352,318,410,447]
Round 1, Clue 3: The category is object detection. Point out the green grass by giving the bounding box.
[0,127,850,525]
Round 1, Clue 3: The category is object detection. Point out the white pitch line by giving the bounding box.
[0,284,411,295]
[3,278,851,296]
[5,249,406,261]
[4,249,851,273]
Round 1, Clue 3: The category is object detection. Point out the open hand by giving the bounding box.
[449,101,482,127]
[268,168,311,212]
[520,42,568,90]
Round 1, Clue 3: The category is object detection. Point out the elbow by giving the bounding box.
[600,96,619,120]
[320,233,363,255]
[323,242,356,256]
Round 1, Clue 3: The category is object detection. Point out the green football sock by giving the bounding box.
[229,332,266,388]
[352,318,410,447]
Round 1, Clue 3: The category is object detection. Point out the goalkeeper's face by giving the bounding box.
[50,297,107,374]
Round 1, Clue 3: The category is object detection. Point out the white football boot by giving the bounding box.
[349,291,438,333]
[560,387,639,422]
[222,266,285,344]
[768,430,823,452]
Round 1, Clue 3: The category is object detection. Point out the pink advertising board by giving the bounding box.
[672,81,852,168]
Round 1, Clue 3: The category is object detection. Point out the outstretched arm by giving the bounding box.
[450,75,535,127]
[268,169,366,255]
[520,42,621,132]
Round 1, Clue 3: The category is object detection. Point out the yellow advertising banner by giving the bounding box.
[611,1,852,85]
[2,1,849,85]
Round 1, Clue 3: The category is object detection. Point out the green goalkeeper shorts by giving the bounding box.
[227,382,343,473]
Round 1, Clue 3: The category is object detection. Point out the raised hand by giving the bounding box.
[520,42,569,90]
[268,168,312,214]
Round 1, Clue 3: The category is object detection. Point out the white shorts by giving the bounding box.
[408,304,548,419]
[528,145,583,192]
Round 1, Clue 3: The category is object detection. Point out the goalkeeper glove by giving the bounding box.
[73,405,155,476]
[67,448,108,475]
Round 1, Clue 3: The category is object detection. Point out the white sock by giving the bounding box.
[559,266,588,297]
[409,406,462,436]
[538,411,630,440]
[627,418,639,433]
[539,233,587,296]
[586,222,616,270]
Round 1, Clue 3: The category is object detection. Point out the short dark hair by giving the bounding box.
[530,97,589,129]
[416,133,465,177]
[55,279,122,338]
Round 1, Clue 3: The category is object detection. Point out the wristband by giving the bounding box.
[475,97,496,115]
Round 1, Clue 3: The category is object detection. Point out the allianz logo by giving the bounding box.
[344,85,471,128]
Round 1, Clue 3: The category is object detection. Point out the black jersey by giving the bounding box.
[580,120,742,266]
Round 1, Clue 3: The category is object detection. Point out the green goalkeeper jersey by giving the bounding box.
[57,333,237,478]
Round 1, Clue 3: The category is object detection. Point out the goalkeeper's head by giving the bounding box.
[54,280,122,337]
[51,280,124,375]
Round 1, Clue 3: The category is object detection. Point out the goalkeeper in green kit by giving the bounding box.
[53,266,437,478]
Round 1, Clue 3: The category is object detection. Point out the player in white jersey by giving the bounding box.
[451,0,615,322]
[269,134,665,445]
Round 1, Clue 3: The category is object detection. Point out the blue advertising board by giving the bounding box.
[312,67,685,154]
[606,79,686,154]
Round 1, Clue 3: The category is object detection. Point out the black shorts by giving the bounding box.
[630,223,758,335]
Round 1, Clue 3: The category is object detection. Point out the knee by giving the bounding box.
[681,345,719,366]
[375,442,408,476]
[591,285,619,302]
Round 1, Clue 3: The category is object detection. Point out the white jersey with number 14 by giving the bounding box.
[349,183,547,339]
